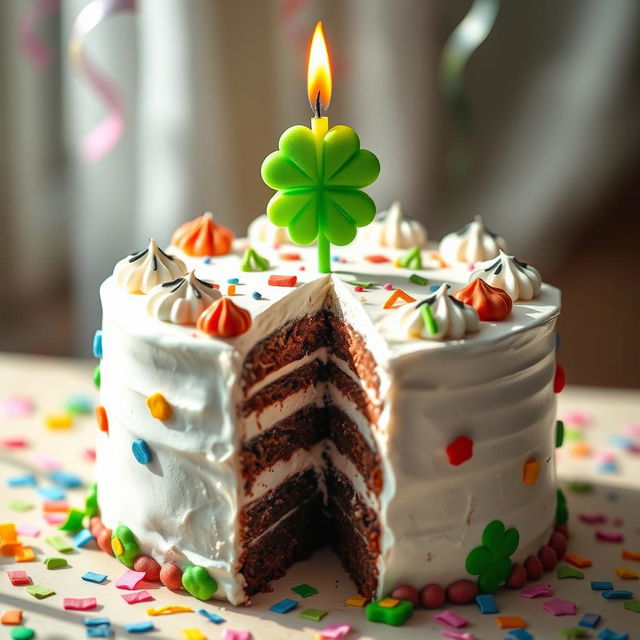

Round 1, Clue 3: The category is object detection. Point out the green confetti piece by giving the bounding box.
[409,273,428,286]
[398,246,422,270]
[25,584,56,599]
[557,564,584,579]
[59,508,85,532]
[559,627,589,639]
[44,557,68,570]
[567,481,594,494]
[45,535,73,553]
[291,583,318,598]
[8,500,34,512]
[10,628,35,640]
[420,303,439,336]
[85,482,99,519]
[181,564,218,600]
[299,608,328,622]
[65,395,92,415]
[346,280,375,289]
[93,364,101,389]
[565,427,583,442]
[556,420,565,448]
[240,247,270,272]
[365,599,414,626]
[624,599,640,613]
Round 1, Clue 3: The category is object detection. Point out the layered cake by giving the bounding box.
[94,206,563,606]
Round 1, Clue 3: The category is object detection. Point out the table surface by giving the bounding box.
[1,353,639,640]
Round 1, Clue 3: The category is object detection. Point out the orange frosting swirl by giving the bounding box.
[196,297,252,338]
[171,212,234,257]
[453,278,512,321]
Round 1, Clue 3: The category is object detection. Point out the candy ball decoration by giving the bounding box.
[453,278,512,321]
[171,211,234,257]
[197,297,252,338]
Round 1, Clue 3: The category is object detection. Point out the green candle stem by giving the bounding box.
[318,232,330,274]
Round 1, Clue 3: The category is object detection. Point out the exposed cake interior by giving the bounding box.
[238,289,385,599]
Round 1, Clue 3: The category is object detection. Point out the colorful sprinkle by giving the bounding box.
[279,252,300,261]
[496,616,527,629]
[564,553,592,568]
[64,597,97,611]
[364,254,390,263]
[556,420,565,447]
[409,273,428,286]
[557,565,584,579]
[25,584,55,599]
[269,598,298,613]
[268,275,297,287]
[146,393,172,421]
[45,413,73,430]
[82,571,107,584]
[8,570,31,586]
[383,283,393,290]
[597,630,629,640]
[622,549,640,561]
[601,590,633,600]
[44,557,68,570]
[623,600,640,613]
[251,291,262,300]
[317,624,351,639]
[435,610,469,628]
[616,567,639,579]
[115,569,146,590]
[299,608,328,621]
[596,529,624,543]
[522,459,540,485]
[345,594,367,607]
[475,593,498,613]
[72,529,94,548]
[59,508,85,532]
[382,288,416,309]
[227,283,236,296]
[1,610,22,625]
[221,631,251,640]
[45,536,73,553]
[93,364,101,388]
[591,581,614,590]
[520,583,553,598]
[420,302,439,335]
[93,330,103,358]
[95,406,108,433]
[554,364,566,393]
[197,608,225,623]
[291,583,318,598]
[397,246,423,269]
[6,474,37,488]
[14,547,35,563]
[146,606,193,616]
[579,613,601,628]
[124,621,155,633]
[446,436,473,466]
[9,628,35,640]
[122,590,154,604]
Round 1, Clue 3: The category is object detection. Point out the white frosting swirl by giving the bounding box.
[114,239,187,294]
[360,201,427,249]
[381,284,479,341]
[247,214,291,247]
[439,215,508,265]
[469,250,542,301]
[146,271,222,325]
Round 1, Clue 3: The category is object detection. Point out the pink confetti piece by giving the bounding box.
[435,610,469,628]
[2,396,34,418]
[441,631,477,640]
[579,513,608,524]
[319,624,351,639]
[33,453,63,470]
[542,597,577,616]
[594,451,616,464]
[63,597,97,611]
[17,524,41,537]
[596,529,624,543]
[621,423,640,437]
[18,0,61,69]
[221,631,251,640]
[561,410,591,425]
[1,438,29,448]
[121,590,154,604]
[8,570,31,586]
[520,583,553,598]
[115,569,146,590]
[43,513,66,525]
[84,448,97,461]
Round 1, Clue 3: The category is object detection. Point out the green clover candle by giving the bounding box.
[261,22,380,273]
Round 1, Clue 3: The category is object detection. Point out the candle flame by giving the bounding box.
[307,21,332,113]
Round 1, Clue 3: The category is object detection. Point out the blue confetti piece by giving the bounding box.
[597,461,618,474]
[429,284,440,292]
[7,473,37,488]
[331,255,340,262]
[203,257,213,264]
[602,589,633,600]
[50,470,84,489]
[579,612,601,628]
[132,439,152,465]
[87,625,112,638]
[610,434,633,450]
[84,618,110,627]
[93,330,103,358]
[475,593,498,614]
[252,291,262,300]
[73,529,94,548]
[198,608,225,623]
[591,581,614,590]
[37,485,65,500]
[269,598,298,613]
[598,630,629,640]
[555,333,561,350]
[227,277,239,284]
[606,490,619,501]
[82,572,107,584]
[124,622,154,633]
[508,631,534,640]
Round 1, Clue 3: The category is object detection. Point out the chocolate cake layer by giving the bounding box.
[242,314,328,391]
[241,360,325,417]
[240,493,326,596]
[328,362,381,424]
[327,405,382,495]
[240,406,327,492]
[240,468,321,541]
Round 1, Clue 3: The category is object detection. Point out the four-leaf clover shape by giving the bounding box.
[465,520,520,593]
[261,125,380,247]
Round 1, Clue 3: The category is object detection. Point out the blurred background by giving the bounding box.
[0,0,638,387]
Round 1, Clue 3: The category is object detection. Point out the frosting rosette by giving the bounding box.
[469,251,542,301]
[381,283,479,341]
[247,214,291,247]
[439,215,508,265]
[146,271,222,325]
[360,200,427,249]
[114,238,187,294]
[171,211,234,257]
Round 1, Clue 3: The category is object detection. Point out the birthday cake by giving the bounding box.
[94,205,564,607]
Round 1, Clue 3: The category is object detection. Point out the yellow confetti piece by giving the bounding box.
[181,630,206,640]
[15,546,35,562]
[345,594,366,607]
[378,597,399,608]
[617,567,639,579]
[147,605,194,616]
[45,413,73,430]
[523,459,540,485]
[0,523,18,541]
[111,537,124,557]
[146,393,172,421]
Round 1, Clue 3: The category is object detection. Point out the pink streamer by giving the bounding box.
[69,0,135,163]
[19,0,61,69]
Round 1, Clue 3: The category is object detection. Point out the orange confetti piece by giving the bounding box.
[622,550,640,561]
[0,542,22,556]
[564,552,592,568]
[1,609,22,625]
[496,616,527,629]
[15,546,35,562]
[279,252,301,261]
[523,459,540,485]
[616,567,639,579]
[383,288,416,309]
[429,252,447,268]
[96,405,109,433]
[346,594,367,607]
[43,500,69,513]
[570,442,591,458]
[227,283,236,296]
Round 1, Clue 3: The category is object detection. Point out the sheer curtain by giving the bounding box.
[0,0,638,357]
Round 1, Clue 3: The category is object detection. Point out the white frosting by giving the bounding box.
[359,201,427,249]
[146,271,221,325]
[97,239,560,605]
[247,214,291,247]
[113,238,187,294]
[470,250,542,301]
[380,283,479,341]
[439,215,508,265]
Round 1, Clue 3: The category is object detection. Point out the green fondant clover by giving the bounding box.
[85,482,99,519]
[181,564,218,600]
[556,488,568,525]
[111,525,139,568]
[465,520,520,593]
[261,124,380,272]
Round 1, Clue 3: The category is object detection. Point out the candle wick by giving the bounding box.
[315,91,321,118]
